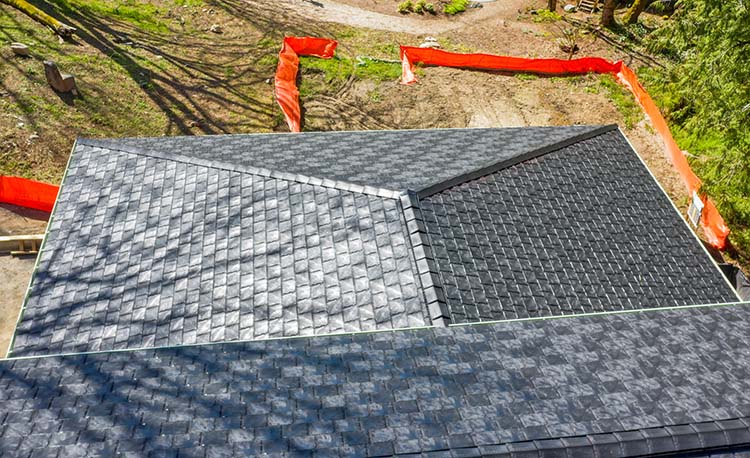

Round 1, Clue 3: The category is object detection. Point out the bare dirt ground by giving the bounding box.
[0,256,35,356]
[0,205,48,356]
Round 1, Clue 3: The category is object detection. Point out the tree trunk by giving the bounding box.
[548,0,556,11]
[623,0,652,24]
[0,0,76,38]
[601,0,617,27]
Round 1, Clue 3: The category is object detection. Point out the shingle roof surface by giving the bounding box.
[9,125,736,361]
[92,125,599,193]
[2,304,750,458]
[420,129,738,323]
[11,143,429,357]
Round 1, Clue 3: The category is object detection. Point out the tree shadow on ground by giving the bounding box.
[11,0,321,135]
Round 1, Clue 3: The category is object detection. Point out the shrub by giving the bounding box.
[424,2,436,13]
[398,1,413,13]
[532,9,562,22]
[414,0,426,14]
[443,0,468,15]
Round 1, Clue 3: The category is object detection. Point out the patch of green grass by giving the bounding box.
[376,43,399,57]
[514,73,539,81]
[300,56,352,85]
[355,58,402,81]
[566,75,585,85]
[584,85,600,94]
[532,9,562,23]
[444,0,469,15]
[174,0,204,6]
[298,55,401,97]
[301,55,400,81]
[55,0,169,33]
[257,37,278,50]
[257,54,278,67]
[335,28,361,39]
[599,74,641,128]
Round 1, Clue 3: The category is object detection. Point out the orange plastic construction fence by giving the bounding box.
[0,176,59,212]
[399,46,730,249]
[275,36,338,133]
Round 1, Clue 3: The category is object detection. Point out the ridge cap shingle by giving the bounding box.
[415,124,617,198]
[75,138,403,199]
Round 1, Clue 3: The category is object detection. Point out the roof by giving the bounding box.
[13,142,430,356]
[90,125,598,193]
[3,304,750,458]
[419,129,735,322]
[2,124,743,457]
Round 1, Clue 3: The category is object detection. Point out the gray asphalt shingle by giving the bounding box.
[90,125,601,193]
[420,129,738,323]
[11,143,429,356]
[2,303,750,457]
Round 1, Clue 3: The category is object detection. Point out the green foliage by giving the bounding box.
[398,1,413,13]
[645,0,750,250]
[414,0,427,14]
[647,0,671,14]
[599,74,641,129]
[173,0,204,6]
[424,3,436,13]
[532,9,562,22]
[443,0,469,15]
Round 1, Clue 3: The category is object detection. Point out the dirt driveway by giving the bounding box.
[246,0,528,34]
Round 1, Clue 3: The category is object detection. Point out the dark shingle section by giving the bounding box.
[3,304,750,457]
[11,144,429,357]
[420,130,737,323]
[92,125,600,193]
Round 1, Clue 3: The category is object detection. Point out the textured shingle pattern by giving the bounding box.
[11,144,428,357]
[3,304,750,457]
[90,125,599,193]
[401,191,450,324]
[420,130,737,323]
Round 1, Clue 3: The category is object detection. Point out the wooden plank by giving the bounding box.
[0,234,45,254]
[0,234,45,242]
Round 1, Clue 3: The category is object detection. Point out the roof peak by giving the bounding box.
[416,124,618,198]
[76,125,613,199]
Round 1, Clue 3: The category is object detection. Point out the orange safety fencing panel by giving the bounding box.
[275,36,338,133]
[399,45,729,249]
[400,46,620,84]
[615,64,729,249]
[0,176,59,212]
